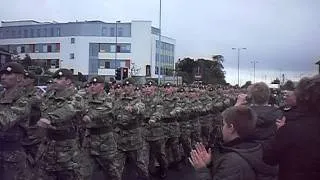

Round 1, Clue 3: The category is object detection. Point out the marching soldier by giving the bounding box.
[36,69,86,180]
[0,62,32,180]
[82,76,121,180]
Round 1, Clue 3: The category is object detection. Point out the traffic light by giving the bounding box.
[122,67,128,79]
[115,68,121,80]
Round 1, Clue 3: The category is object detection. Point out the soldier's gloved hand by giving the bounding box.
[125,105,133,112]
[148,119,156,124]
[37,118,55,129]
[82,115,92,123]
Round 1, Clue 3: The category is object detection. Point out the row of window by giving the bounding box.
[99,59,130,69]
[156,41,175,52]
[0,28,61,39]
[29,59,60,68]
[155,54,175,65]
[155,66,174,76]
[99,43,131,53]
[3,43,60,54]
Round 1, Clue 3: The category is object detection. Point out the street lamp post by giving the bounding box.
[115,20,120,79]
[157,0,162,85]
[251,60,258,83]
[232,47,247,86]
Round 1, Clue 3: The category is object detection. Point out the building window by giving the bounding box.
[21,46,25,53]
[30,29,34,37]
[57,28,61,36]
[50,28,54,37]
[118,27,123,37]
[155,66,159,75]
[56,43,60,52]
[146,65,151,77]
[71,38,75,44]
[17,30,21,38]
[43,44,48,53]
[24,30,28,38]
[102,27,107,36]
[11,30,16,38]
[35,44,40,53]
[70,53,75,59]
[110,27,115,37]
[0,31,2,39]
[37,29,41,37]
[44,29,47,37]
[105,61,110,69]
[47,44,52,52]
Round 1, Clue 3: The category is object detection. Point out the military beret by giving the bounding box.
[208,87,214,91]
[123,80,132,86]
[189,88,195,92]
[177,87,185,92]
[135,86,141,91]
[47,79,53,84]
[52,69,73,79]
[89,76,104,84]
[24,70,36,79]
[164,82,172,88]
[146,80,156,86]
[0,62,25,74]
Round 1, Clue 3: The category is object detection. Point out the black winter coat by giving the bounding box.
[263,111,320,180]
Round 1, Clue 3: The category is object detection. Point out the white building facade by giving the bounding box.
[0,20,175,78]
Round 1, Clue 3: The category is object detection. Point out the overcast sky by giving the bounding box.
[1,0,319,84]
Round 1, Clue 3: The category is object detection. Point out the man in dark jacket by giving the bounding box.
[263,75,320,180]
[189,106,277,180]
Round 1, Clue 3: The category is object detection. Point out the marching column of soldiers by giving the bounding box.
[0,63,240,180]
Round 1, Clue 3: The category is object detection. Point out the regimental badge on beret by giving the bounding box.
[6,67,12,72]
[126,81,129,84]
[149,82,152,85]
[58,71,63,76]
[93,78,97,82]
[25,72,29,76]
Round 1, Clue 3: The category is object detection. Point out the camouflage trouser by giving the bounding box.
[190,118,201,147]
[163,122,181,165]
[0,150,31,180]
[165,137,181,164]
[85,132,121,180]
[179,121,192,158]
[200,124,211,147]
[35,139,86,180]
[148,139,167,173]
[36,168,84,180]
[116,148,149,180]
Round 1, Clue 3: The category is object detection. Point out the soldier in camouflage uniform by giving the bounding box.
[154,83,182,170]
[20,71,43,176]
[82,76,121,180]
[36,69,86,180]
[0,62,32,180]
[113,80,149,180]
[143,81,168,178]
[187,88,202,147]
[198,89,215,148]
[176,87,192,163]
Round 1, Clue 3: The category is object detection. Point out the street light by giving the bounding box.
[232,47,247,86]
[115,20,120,78]
[251,60,258,83]
[157,0,162,85]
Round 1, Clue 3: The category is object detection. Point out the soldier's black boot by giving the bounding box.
[159,167,168,179]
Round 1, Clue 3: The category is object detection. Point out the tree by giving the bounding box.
[175,56,226,84]
[282,80,295,90]
[241,81,252,89]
